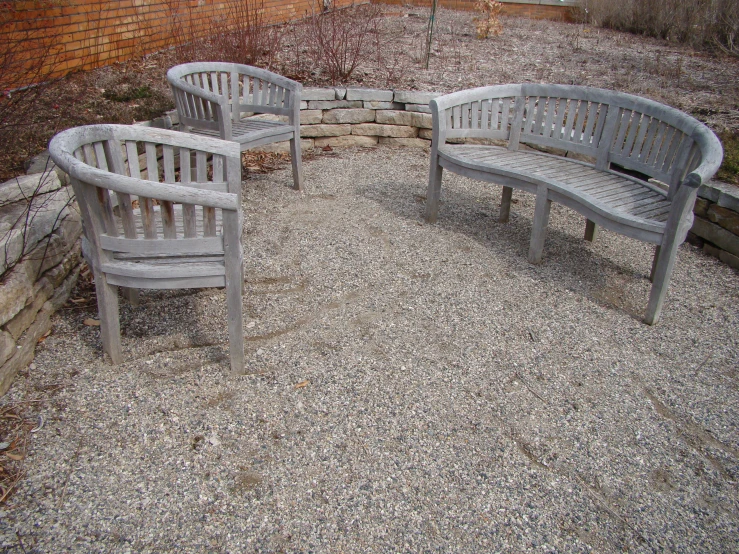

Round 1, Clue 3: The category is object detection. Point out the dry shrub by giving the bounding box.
[0,1,65,137]
[580,0,739,55]
[165,0,282,67]
[307,3,383,84]
[473,0,503,39]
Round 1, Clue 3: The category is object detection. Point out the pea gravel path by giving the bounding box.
[2,146,738,553]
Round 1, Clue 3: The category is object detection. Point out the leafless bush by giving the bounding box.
[0,1,65,138]
[579,0,739,55]
[307,3,383,84]
[165,0,284,68]
[473,0,503,39]
[209,0,283,68]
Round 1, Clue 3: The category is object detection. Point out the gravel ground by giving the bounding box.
[1,146,739,552]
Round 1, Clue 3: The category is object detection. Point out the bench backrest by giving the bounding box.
[167,62,302,139]
[432,84,720,194]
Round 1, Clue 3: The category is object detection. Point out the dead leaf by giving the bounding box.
[294,380,309,389]
[4,452,24,461]
[322,145,333,151]
[83,318,100,327]
[37,329,52,344]
[69,297,88,304]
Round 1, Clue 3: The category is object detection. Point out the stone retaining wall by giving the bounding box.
[0,158,82,395]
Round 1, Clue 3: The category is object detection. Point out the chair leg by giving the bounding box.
[584,219,598,242]
[499,186,513,223]
[645,242,678,325]
[528,185,551,264]
[289,136,303,191]
[93,270,122,364]
[122,287,140,306]
[425,156,443,223]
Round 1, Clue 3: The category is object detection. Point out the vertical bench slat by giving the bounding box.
[160,145,177,240]
[197,150,216,237]
[621,111,643,156]
[645,122,668,165]
[630,114,652,160]
[613,109,633,153]
[105,139,137,239]
[542,98,556,139]
[636,117,662,163]
[581,102,600,146]
[179,147,197,238]
[231,71,240,122]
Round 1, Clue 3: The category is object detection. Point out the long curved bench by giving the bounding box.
[425,84,723,324]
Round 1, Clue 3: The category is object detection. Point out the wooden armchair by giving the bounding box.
[49,124,245,372]
[167,62,304,191]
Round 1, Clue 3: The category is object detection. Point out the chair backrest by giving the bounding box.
[167,62,302,139]
[431,84,722,195]
[48,124,242,281]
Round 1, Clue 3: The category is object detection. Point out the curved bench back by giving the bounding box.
[167,62,302,138]
[432,84,722,194]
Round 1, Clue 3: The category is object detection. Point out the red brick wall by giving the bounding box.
[373,0,575,21]
[0,0,357,88]
[0,0,573,89]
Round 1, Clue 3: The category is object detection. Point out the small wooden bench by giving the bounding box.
[425,84,723,324]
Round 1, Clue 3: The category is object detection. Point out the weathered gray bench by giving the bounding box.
[167,62,303,190]
[426,84,723,324]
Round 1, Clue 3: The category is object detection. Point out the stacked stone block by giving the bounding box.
[690,182,739,269]
[296,88,438,150]
[0,157,83,395]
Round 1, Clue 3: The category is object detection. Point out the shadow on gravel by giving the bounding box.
[359,178,656,322]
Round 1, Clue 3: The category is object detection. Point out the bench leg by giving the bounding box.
[425,154,443,223]
[645,241,678,325]
[499,186,513,223]
[649,245,661,283]
[528,185,551,264]
[223,211,244,374]
[289,135,304,191]
[93,270,122,364]
[584,219,598,242]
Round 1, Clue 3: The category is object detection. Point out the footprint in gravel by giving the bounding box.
[233,471,263,492]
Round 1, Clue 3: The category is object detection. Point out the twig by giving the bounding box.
[57,436,82,509]
[515,371,546,403]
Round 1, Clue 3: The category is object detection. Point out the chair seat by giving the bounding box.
[190,118,294,146]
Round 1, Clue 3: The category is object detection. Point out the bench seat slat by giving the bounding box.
[439,144,670,233]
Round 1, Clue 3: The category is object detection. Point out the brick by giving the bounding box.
[302,88,335,101]
[375,110,413,126]
[419,128,433,140]
[691,216,739,257]
[300,124,352,138]
[300,110,323,125]
[411,112,433,129]
[346,88,394,102]
[363,101,405,110]
[707,204,739,235]
[307,100,363,110]
[252,139,314,154]
[314,136,379,148]
[405,104,433,114]
[352,124,418,138]
[394,91,441,104]
[379,137,431,148]
[322,109,376,124]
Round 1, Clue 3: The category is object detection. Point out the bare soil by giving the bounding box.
[1,5,737,182]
